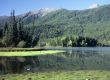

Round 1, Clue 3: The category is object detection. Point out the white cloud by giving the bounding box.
[88,3,99,9]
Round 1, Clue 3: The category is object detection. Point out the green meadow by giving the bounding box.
[0,70,110,80]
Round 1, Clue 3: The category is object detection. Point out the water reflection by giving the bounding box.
[1,47,110,74]
[38,48,110,71]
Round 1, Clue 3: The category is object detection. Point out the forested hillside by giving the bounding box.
[0,4,110,47]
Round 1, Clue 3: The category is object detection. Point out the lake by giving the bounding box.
[1,47,110,74]
[33,47,110,71]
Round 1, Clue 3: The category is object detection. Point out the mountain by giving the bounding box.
[0,16,9,26]
[17,8,59,24]
[29,4,110,45]
[88,3,100,9]
[0,8,59,25]
[1,4,110,46]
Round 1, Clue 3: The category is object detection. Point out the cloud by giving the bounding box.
[88,3,99,9]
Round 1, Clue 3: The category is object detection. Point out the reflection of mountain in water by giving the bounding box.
[1,48,110,74]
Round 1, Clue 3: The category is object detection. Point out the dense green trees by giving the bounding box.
[0,11,102,48]
[2,10,18,47]
[0,10,39,47]
[31,5,110,46]
[0,5,110,47]
[44,36,98,47]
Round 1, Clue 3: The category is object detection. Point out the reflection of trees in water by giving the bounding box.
[0,56,40,74]
[62,49,98,59]
[38,49,110,70]
[36,50,99,70]
[1,49,110,74]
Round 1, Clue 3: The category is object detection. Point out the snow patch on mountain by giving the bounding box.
[88,3,100,9]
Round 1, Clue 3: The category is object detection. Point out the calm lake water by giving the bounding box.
[38,47,110,71]
[1,47,110,74]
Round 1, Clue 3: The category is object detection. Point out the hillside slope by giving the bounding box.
[27,4,110,45]
[0,4,110,46]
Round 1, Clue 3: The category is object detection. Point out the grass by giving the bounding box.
[0,48,44,51]
[0,70,110,80]
[0,50,64,56]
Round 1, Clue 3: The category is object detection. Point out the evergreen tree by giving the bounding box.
[31,14,39,47]
[3,22,8,37]
[9,10,18,46]
[0,24,3,38]
[2,22,10,47]
[17,18,24,41]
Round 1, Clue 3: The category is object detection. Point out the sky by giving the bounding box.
[0,0,110,16]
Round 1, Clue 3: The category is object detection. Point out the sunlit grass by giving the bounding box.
[1,70,110,80]
[0,50,64,56]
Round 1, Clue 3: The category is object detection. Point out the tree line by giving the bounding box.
[0,10,106,48]
[0,10,39,48]
[43,36,99,47]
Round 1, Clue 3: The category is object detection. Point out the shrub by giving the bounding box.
[17,41,26,48]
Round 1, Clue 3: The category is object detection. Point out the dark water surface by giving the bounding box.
[1,47,110,74]
[37,47,110,71]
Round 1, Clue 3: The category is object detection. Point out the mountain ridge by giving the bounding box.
[0,4,110,24]
[0,4,110,46]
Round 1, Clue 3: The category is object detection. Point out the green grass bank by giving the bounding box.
[0,50,64,56]
[0,70,110,80]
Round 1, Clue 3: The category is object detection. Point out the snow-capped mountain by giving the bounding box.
[17,8,59,23]
[30,8,59,16]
